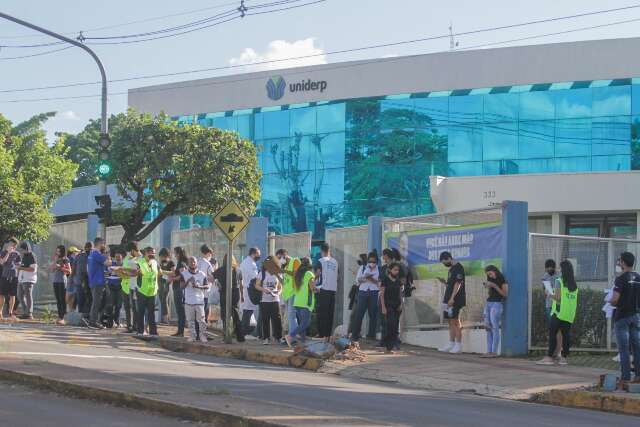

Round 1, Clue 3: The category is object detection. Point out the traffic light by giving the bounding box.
[97,133,112,178]
[94,194,112,225]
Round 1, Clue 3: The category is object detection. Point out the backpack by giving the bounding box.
[248,270,266,306]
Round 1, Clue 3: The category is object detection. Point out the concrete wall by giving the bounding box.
[129,37,640,116]
[430,171,640,215]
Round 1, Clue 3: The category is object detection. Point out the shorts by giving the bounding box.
[444,306,462,320]
[66,283,79,295]
[0,277,18,297]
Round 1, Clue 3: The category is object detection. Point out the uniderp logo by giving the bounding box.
[266,75,286,101]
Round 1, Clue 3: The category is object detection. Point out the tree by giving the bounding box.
[0,113,77,242]
[65,109,261,245]
[59,118,102,187]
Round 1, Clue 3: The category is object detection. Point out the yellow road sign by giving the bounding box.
[213,200,250,241]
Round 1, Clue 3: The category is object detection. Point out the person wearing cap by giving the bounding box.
[66,246,81,313]
[16,241,37,320]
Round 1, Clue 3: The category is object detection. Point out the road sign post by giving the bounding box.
[213,200,250,344]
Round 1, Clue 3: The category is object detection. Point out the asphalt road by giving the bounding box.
[0,323,637,427]
[0,380,200,427]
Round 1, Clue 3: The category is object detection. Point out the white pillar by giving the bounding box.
[551,213,565,235]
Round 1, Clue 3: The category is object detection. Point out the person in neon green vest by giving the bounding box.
[135,246,159,336]
[275,248,300,340]
[537,260,578,366]
[284,257,315,349]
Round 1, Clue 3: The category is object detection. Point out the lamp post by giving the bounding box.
[0,11,109,239]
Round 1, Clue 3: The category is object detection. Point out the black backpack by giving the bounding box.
[248,270,266,305]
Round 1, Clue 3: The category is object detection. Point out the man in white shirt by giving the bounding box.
[120,242,142,333]
[181,256,210,343]
[315,243,339,340]
[197,244,217,338]
[239,247,261,338]
[351,251,380,342]
[16,241,37,320]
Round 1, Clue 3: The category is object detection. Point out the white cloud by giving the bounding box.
[229,38,326,71]
[58,110,80,120]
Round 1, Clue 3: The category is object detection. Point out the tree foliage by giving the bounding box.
[65,109,261,245]
[0,113,77,242]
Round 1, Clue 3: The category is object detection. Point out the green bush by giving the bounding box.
[531,287,608,349]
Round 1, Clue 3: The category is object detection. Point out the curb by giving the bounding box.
[534,389,640,416]
[0,368,282,427]
[144,336,325,371]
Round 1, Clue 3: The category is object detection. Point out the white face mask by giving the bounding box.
[615,265,623,274]
[368,262,376,269]
[280,258,287,266]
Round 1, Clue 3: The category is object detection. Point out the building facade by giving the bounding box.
[129,37,640,239]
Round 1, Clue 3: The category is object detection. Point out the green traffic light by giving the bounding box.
[97,160,112,177]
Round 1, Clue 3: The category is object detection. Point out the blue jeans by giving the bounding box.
[484,302,503,354]
[289,307,311,344]
[286,296,299,335]
[352,290,379,341]
[614,314,640,381]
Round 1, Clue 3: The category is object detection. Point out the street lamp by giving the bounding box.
[0,11,110,239]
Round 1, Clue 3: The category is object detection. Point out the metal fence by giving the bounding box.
[171,227,247,263]
[528,233,640,351]
[268,231,312,258]
[383,207,503,330]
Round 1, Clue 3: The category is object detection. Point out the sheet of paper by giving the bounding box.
[543,280,554,295]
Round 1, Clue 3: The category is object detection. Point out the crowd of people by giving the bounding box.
[1,234,638,382]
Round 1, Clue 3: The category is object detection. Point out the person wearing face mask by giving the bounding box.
[136,247,159,336]
[181,256,210,343]
[437,251,466,354]
[0,237,21,322]
[351,252,380,342]
[315,243,339,342]
[541,259,562,359]
[275,248,300,340]
[240,248,262,339]
[380,262,403,353]
[610,252,640,387]
[16,241,37,320]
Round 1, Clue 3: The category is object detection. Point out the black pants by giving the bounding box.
[80,276,92,319]
[52,282,66,320]
[122,290,137,330]
[158,279,171,320]
[384,306,401,351]
[172,282,185,335]
[220,287,244,340]
[136,291,157,335]
[547,314,571,357]
[260,301,282,340]
[108,284,123,326]
[317,289,336,338]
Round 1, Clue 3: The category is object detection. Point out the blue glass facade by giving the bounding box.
[175,78,640,238]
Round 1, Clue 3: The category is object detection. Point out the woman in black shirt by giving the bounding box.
[380,262,403,353]
[170,247,188,337]
[482,265,509,358]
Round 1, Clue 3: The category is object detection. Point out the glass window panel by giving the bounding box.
[261,138,292,175]
[529,217,552,234]
[514,158,554,174]
[345,98,381,131]
[316,132,346,169]
[632,85,640,115]
[448,161,482,176]
[254,112,264,140]
[518,120,554,159]
[554,88,591,119]
[237,115,253,140]
[262,109,290,138]
[592,116,631,155]
[316,103,346,133]
[555,118,591,157]
[633,116,640,170]
[316,167,345,205]
[448,124,482,162]
[592,85,631,117]
[290,107,316,135]
[520,91,555,121]
[414,96,449,126]
[380,99,414,130]
[483,160,519,175]
[483,92,519,122]
[449,95,483,123]
[415,127,448,165]
[483,122,518,160]
[213,116,237,132]
[592,155,630,171]
[554,156,591,172]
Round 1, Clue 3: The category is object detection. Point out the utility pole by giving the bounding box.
[449,22,459,51]
[0,12,110,239]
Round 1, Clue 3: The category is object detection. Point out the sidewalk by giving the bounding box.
[144,324,613,401]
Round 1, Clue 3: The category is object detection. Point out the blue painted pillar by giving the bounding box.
[87,214,99,242]
[367,216,384,256]
[246,217,268,261]
[501,200,529,356]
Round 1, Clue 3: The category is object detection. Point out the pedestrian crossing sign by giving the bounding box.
[213,200,250,242]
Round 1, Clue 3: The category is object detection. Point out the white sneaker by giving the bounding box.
[438,342,454,352]
[245,335,257,341]
[262,339,270,345]
[612,354,620,362]
[200,337,208,344]
[449,342,462,354]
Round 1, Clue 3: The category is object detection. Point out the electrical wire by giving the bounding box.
[0,46,72,60]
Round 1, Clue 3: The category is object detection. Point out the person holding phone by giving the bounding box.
[481,265,509,358]
[351,251,380,342]
[380,262,403,353]
[0,237,21,321]
[437,251,466,354]
[50,245,71,325]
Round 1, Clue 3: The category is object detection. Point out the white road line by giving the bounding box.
[3,351,224,367]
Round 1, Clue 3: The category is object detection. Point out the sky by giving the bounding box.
[2,0,640,140]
